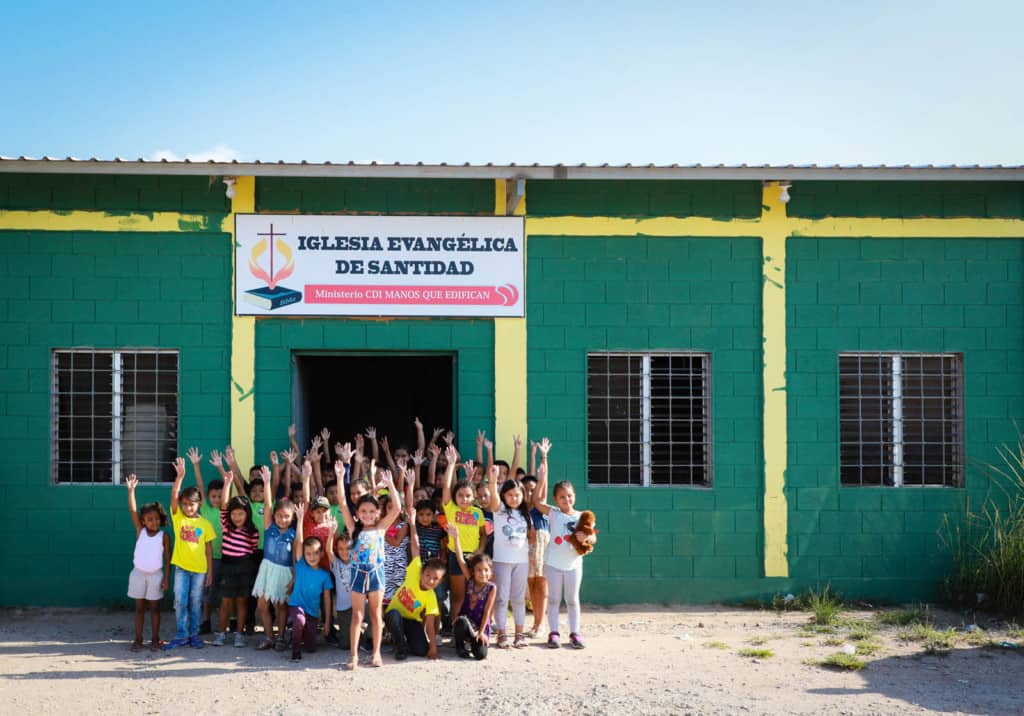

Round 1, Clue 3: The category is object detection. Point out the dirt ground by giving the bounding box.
[0,605,1022,715]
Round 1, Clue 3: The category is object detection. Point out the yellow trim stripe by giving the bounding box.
[761,184,790,577]
[229,177,257,473]
[493,179,528,460]
[0,210,223,233]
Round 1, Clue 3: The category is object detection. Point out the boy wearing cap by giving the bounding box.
[303,470,336,637]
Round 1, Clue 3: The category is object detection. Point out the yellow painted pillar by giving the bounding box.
[228,177,257,472]
[493,179,528,459]
[761,182,790,577]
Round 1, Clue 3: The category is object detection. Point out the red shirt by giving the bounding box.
[303,512,332,569]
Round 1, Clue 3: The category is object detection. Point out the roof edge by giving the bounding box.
[0,157,1022,181]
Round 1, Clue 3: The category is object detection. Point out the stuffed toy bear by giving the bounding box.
[566,510,597,556]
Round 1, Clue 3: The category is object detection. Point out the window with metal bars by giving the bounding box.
[53,349,179,484]
[587,352,712,487]
[839,353,963,487]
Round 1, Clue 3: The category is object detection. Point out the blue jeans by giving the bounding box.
[173,567,205,639]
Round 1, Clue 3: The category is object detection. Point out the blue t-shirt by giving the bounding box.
[530,507,549,532]
[263,523,296,567]
[289,559,333,617]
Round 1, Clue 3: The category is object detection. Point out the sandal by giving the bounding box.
[496,633,512,649]
[513,632,528,649]
[130,641,144,652]
[255,638,273,651]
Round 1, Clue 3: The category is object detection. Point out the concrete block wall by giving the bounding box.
[526,235,766,603]
[0,227,232,605]
[785,237,1024,600]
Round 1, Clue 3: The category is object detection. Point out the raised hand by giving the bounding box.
[282,448,297,464]
[354,433,365,453]
[444,445,459,465]
[364,426,377,440]
[259,465,271,482]
[338,442,354,463]
[476,429,486,446]
[380,435,390,452]
[334,460,346,479]
[412,449,425,466]
[431,427,444,443]
[463,459,475,476]
[302,459,312,480]
[381,469,395,489]
[413,416,423,431]
[295,502,306,522]
[125,474,139,491]
[186,446,202,464]
[288,423,297,439]
[428,443,440,459]
[321,426,330,443]
[538,437,552,457]
[324,512,338,534]
[311,435,323,451]
[513,434,523,449]
[483,438,493,452]
[209,449,223,468]
[270,450,279,466]
[173,457,186,479]
[489,464,500,482]
[224,446,236,464]
[443,431,455,446]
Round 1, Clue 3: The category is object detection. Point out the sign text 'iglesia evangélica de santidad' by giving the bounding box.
[234,215,524,317]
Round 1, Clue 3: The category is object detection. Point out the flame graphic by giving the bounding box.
[249,238,295,290]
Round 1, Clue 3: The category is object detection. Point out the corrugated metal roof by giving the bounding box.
[0,155,1022,181]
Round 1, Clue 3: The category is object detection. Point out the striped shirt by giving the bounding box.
[220,510,260,559]
[416,523,446,562]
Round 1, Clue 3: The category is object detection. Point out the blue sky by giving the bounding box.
[2,1,1021,165]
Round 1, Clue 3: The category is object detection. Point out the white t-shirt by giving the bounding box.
[330,558,353,611]
[544,508,583,571]
[492,508,530,564]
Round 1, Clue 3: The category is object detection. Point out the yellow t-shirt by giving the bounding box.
[443,502,484,554]
[385,558,440,623]
[171,511,215,573]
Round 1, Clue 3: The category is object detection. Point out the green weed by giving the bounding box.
[738,647,774,658]
[703,640,729,650]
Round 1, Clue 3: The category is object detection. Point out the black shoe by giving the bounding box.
[291,650,302,661]
[395,647,408,661]
[325,631,339,645]
[198,620,212,635]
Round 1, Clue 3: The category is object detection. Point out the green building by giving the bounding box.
[1,158,1021,606]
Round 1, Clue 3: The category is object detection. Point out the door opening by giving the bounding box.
[293,353,455,457]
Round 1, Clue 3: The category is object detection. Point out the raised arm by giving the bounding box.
[529,440,538,477]
[293,503,306,561]
[485,464,501,512]
[484,436,494,477]
[270,451,282,500]
[186,447,205,497]
[412,449,424,490]
[365,426,379,462]
[381,435,399,480]
[288,423,300,461]
[260,466,274,530]
[170,456,186,515]
[441,445,458,507]
[208,449,230,483]
[223,446,246,495]
[309,437,325,496]
[509,434,522,478]
[301,458,313,506]
[126,473,142,534]
[414,416,425,455]
[475,430,485,467]
[532,438,553,515]
[405,470,420,558]
[376,471,403,532]
[334,458,356,535]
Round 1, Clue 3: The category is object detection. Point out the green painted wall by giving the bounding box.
[785,237,1024,601]
[0,229,232,605]
[526,235,766,603]
[256,177,495,214]
[251,318,495,460]
[0,173,229,213]
[787,182,1024,219]
[526,180,762,218]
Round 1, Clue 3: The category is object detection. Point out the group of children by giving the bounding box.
[125,420,595,668]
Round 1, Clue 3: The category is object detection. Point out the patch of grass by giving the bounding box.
[703,640,729,650]
[897,624,958,654]
[800,623,837,635]
[808,584,842,625]
[855,640,883,656]
[738,647,774,658]
[818,652,867,671]
[845,622,878,641]
[820,636,845,647]
[745,634,779,646]
[800,640,815,647]
[1006,623,1024,640]
[876,605,930,626]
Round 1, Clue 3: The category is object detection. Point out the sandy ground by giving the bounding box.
[1,606,1022,715]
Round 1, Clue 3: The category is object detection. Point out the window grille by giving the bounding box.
[53,349,179,484]
[839,353,962,487]
[587,352,712,487]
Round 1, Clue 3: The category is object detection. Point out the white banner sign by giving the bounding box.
[234,214,524,317]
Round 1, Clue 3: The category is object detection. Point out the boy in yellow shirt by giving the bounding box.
[384,472,446,660]
[164,457,215,650]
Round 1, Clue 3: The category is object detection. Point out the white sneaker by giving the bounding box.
[212,631,226,646]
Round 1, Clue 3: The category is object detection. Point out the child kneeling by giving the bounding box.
[383,491,445,660]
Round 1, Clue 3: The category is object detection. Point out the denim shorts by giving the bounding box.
[349,565,385,595]
[447,551,474,577]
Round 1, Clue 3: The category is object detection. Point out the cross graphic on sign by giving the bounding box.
[257,224,287,276]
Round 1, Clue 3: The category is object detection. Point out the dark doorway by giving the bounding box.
[292,353,455,454]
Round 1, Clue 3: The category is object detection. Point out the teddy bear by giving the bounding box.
[566,510,597,556]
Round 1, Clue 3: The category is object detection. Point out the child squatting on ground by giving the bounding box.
[122,425,595,664]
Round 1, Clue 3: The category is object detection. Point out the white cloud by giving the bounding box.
[148,144,242,162]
